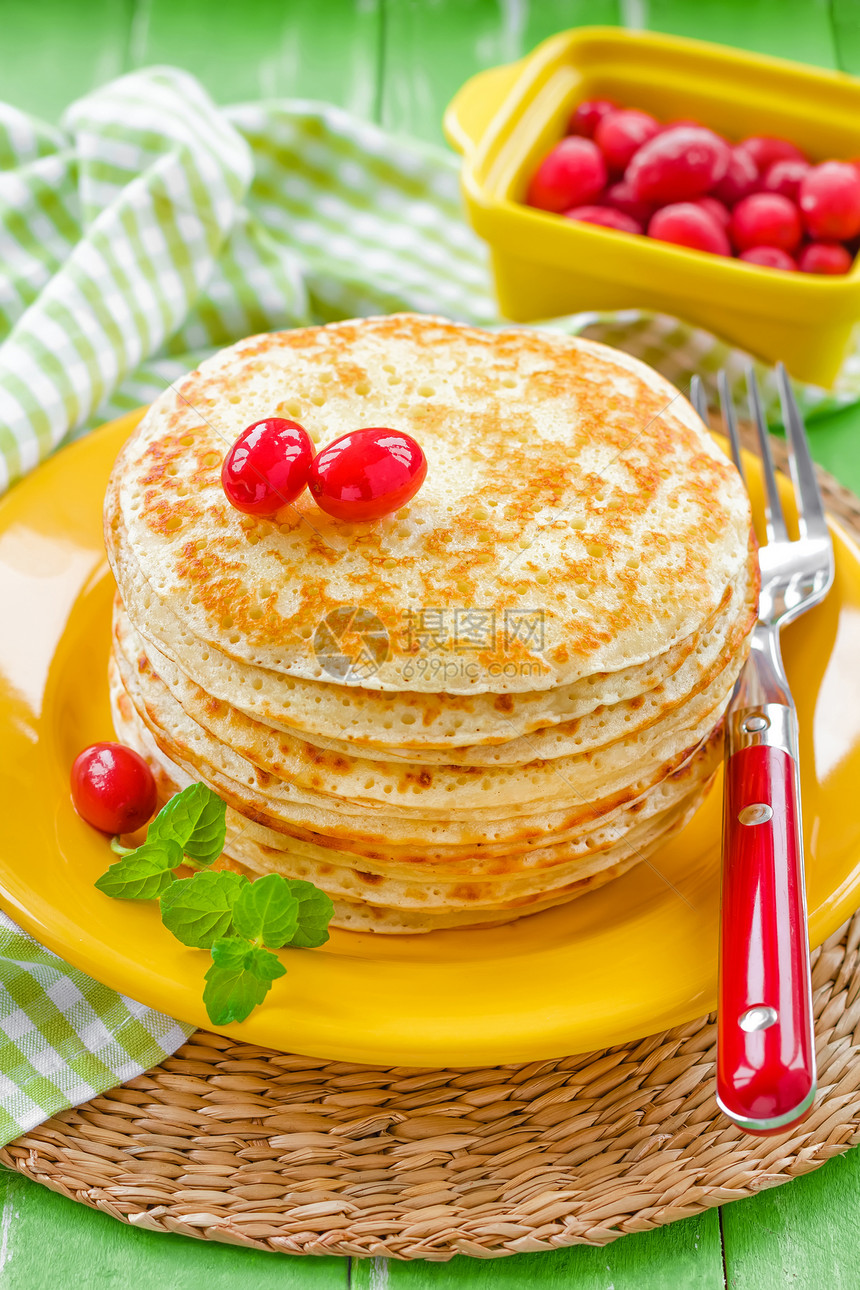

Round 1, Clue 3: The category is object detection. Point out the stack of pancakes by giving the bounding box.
[105,315,758,933]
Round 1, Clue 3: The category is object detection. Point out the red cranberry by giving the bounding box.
[714,147,760,205]
[564,205,642,234]
[308,428,427,522]
[693,196,731,228]
[568,98,617,138]
[761,160,811,202]
[730,193,802,253]
[526,137,607,213]
[647,203,731,256]
[604,180,655,225]
[799,162,860,240]
[222,418,314,516]
[740,136,807,172]
[797,241,853,274]
[626,127,731,204]
[72,743,157,835]
[594,109,660,173]
[739,246,797,271]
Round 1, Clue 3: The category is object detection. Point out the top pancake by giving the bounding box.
[107,314,753,694]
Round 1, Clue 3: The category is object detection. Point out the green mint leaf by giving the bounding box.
[148,782,226,868]
[210,938,286,979]
[203,963,269,1026]
[232,874,299,948]
[94,839,183,900]
[283,879,334,948]
[203,939,286,1025]
[160,870,248,948]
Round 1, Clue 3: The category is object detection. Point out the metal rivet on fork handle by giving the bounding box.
[738,803,774,826]
[740,1005,778,1032]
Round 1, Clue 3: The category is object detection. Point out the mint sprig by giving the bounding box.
[204,938,287,1025]
[147,782,226,867]
[94,783,334,1027]
[160,869,334,1023]
[160,869,247,947]
[95,783,227,898]
[95,838,184,900]
[232,873,299,947]
[282,879,337,948]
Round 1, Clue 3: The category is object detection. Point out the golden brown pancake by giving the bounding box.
[106,314,753,693]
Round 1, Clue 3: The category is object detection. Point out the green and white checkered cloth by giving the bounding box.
[0,918,191,1144]
[1,65,859,1145]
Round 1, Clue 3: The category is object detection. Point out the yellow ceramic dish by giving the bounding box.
[444,28,860,387]
[2,412,860,1066]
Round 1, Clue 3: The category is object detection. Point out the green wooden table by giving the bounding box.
[2,2,860,1284]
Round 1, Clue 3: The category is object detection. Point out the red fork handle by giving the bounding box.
[718,743,816,1134]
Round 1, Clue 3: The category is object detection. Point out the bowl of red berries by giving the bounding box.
[445,27,860,386]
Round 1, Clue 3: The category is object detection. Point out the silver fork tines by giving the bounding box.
[718,369,745,488]
[720,366,835,631]
[776,362,830,544]
[746,367,788,545]
[689,374,708,427]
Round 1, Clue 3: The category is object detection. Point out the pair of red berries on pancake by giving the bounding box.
[221,418,427,523]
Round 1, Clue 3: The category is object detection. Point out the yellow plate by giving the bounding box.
[2,412,860,1066]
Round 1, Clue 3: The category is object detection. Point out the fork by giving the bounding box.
[691,365,835,1136]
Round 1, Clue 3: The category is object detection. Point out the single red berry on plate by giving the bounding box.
[729,193,802,253]
[797,241,853,274]
[799,162,860,240]
[647,203,731,256]
[604,179,654,225]
[626,126,731,203]
[222,417,315,516]
[594,109,660,173]
[739,246,797,271]
[309,428,427,522]
[71,743,157,835]
[564,204,642,234]
[693,195,731,228]
[761,159,811,202]
[740,135,807,172]
[526,137,607,213]
[714,147,760,205]
[568,98,617,138]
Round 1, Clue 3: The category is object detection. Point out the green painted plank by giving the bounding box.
[0,1168,349,1289]
[808,404,860,498]
[381,0,620,144]
[831,0,860,75]
[351,1211,724,1289]
[380,0,839,146]
[131,0,382,117]
[634,0,837,68]
[721,1148,860,1288]
[0,0,133,123]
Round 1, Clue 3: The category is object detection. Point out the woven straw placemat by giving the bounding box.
[2,432,859,1260]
